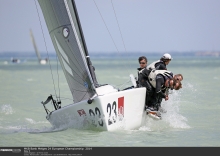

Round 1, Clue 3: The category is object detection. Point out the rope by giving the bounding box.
[51,95,74,102]
[34,0,59,99]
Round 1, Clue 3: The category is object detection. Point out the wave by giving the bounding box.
[0,120,67,134]
[0,104,14,115]
[138,82,194,131]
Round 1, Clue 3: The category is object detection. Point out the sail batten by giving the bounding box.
[38,0,97,103]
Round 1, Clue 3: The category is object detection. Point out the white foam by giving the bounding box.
[162,90,190,129]
[139,90,191,131]
[0,104,14,115]
[25,118,49,124]
[27,78,33,81]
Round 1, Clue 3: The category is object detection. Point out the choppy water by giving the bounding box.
[0,55,220,147]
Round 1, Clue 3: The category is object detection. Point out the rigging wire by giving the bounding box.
[51,95,74,102]
[110,0,126,52]
[35,0,136,98]
[110,0,133,77]
[55,55,61,101]
[93,0,134,86]
[112,78,133,90]
[34,0,60,100]
[92,0,119,52]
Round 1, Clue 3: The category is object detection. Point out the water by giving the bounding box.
[0,54,220,147]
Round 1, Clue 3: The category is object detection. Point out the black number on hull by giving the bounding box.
[89,109,96,127]
[107,103,112,125]
[89,107,103,127]
[95,107,103,126]
[107,101,117,125]
[89,109,95,116]
[112,101,117,123]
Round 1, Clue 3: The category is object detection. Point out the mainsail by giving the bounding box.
[38,0,98,103]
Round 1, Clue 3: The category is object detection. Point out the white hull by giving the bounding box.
[40,59,47,65]
[46,85,146,131]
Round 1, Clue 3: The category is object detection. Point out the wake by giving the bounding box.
[139,86,192,132]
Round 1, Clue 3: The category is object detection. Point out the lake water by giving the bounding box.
[0,54,220,148]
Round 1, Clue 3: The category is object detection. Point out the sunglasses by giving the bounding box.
[175,77,182,81]
[139,62,146,64]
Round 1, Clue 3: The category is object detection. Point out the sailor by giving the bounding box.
[174,73,183,82]
[147,53,172,71]
[146,69,182,113]
[136,56,153,107]
[137,56,149,87]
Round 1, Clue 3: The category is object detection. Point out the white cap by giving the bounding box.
[162,53,172,60]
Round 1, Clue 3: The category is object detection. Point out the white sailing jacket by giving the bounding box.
[146,60,160,70]
[148,69,173,88]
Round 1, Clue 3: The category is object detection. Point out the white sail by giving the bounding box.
[38,0,97,103]
[30,29,41,63]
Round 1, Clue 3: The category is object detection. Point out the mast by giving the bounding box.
[71,0,99,87]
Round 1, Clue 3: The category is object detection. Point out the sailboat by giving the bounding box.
[38,0,147,131]
[11,57,21,64]
[30,29,48,65]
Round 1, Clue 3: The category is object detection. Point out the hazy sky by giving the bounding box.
[0,0,220,53]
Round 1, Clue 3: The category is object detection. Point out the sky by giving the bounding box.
[0,0,220,53]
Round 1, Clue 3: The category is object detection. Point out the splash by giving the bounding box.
[184,82,197,92]
[162,90,190,129]
[0,118,65,134]
[24,118,66,133]
[0,125,67,134]
[27,126,68,134]
[25,118,49,124]
[139,89,191,131]
[0,104,14,115]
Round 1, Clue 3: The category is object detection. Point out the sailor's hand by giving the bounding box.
[165,96,169,101]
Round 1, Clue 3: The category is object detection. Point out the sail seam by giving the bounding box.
[54,36,92,87]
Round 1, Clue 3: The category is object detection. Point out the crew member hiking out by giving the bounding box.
[146,69,182,117]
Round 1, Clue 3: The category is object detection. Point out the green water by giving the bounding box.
[0,56,220,147]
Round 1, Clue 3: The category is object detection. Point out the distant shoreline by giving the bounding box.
[0,51,219,58]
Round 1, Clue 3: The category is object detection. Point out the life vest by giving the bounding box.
[137,67,151,89]
[136,67,144,87]
[146,60,160,70]
[137,67,146,75]
[148,69,173,88]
